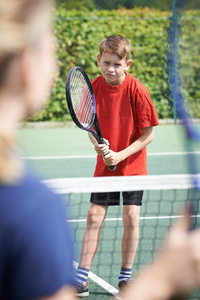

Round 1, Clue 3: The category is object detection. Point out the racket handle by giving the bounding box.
[106,150,116,171]
[109,165,116,171]
[101,139,117,171]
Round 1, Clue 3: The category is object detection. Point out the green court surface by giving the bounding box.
[18,124,200,299]
[19,124,200,178]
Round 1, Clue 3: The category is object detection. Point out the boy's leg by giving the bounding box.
[76,203,108,286]
[121,205,140,268]
[118,204,140,290]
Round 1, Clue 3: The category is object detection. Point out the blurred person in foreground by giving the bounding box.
[118,209,200,300]
[0,0,75,299]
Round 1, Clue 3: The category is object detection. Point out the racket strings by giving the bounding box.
[70,71,94,128]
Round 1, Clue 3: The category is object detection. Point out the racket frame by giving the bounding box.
[66,66,116,171]
[167,1,200,230]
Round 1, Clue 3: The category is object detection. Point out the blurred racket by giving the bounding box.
[167,0,200,230]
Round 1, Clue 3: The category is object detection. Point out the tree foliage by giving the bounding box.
[55,0,173,11]
[55,0,95,10]
[29,6,200,122]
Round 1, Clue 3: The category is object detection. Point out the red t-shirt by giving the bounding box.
[91,72,159,177]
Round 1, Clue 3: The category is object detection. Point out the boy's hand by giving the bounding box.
[94,139,121,167]
[103,149,122,166]
[94,138,109,156]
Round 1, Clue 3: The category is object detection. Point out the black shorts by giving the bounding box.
[90,191,143,206]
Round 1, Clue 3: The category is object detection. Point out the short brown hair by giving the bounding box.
[99,35,131,60]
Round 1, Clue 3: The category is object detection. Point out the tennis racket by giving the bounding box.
[65,66,116,171]
[167,0,200,231]
[167,6,200,300]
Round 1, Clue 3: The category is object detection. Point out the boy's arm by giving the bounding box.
[88,132,97,145]
[88,132,110,156]
[103,126,153,167]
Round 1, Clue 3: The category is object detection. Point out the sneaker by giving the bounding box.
[169,292,189,300]
[75,281,89,298]
[118,279,132,291]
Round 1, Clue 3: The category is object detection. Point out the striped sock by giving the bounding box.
[75,266,90,286]
[118,266,132,283]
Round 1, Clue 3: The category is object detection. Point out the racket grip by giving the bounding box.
[101,140,117,171]
[106,149,116,171]
[109,165,116,171]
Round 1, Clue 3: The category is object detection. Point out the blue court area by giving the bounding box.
[19,124,200,299]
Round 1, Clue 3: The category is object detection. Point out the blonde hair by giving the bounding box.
[0,0,52,184]
[99,35,131,61]
[0,0,51,87]
[0,136,24,185]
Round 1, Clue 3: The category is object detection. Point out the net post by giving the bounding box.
[172,0,178,125]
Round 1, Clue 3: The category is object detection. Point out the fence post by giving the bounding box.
[172,0,178,124]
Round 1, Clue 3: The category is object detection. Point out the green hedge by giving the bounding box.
[29,7,199,121]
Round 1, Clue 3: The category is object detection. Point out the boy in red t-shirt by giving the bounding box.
[75,35,159,297]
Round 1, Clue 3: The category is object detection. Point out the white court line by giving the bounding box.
[24,155,96,160]
[24,151,200,160]
[67,214,200,223]
[73,261,120,299]
[148,151,200,156]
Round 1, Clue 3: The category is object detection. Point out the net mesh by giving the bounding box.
[69,69,94,128]
[44,174,200,299]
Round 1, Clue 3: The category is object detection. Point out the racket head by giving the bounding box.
[66,66,117,171]
[167,1,200,229]
[66,66,96,131]
[167,1,200,182]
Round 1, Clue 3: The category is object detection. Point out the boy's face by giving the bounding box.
[97,52,132,86]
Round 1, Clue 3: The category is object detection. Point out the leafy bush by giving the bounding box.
[29,7,199,121]
[56,0,193,11]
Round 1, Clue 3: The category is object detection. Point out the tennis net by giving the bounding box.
[44,174,200,299]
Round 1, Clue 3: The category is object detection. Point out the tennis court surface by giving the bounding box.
[19,124,200,299]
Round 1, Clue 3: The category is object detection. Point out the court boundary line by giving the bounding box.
[73,261,120,299]
[24,151,200,160]
[67,214,200,223]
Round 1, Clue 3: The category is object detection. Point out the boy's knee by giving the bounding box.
[86,209,104,227]
[123,211,140,229]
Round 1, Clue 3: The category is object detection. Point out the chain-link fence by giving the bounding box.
[56,0,200,11]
